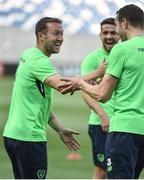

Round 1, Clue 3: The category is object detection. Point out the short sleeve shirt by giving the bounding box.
[3,48,58,141]
[106,36,144,135]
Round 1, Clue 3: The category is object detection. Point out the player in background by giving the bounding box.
[81,17,119,179]
[59,4,144,179]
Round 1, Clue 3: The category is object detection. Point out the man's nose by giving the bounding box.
[106,33,113,38]
[57,34,63,41]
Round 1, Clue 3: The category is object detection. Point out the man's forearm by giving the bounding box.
[82,70,100,81]
[48,112,65,133]
[82,92,108,117]
[79,80,102,101]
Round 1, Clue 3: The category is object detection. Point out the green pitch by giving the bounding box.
[0,76,144,179]
[0,76,92,179]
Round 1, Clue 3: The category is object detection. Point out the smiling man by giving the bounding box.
[3,17,81,179]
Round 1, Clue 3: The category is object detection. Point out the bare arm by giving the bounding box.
[46,60,106,93]
[44,74,63,91]
[80,74,118,102]
[82,92,110,132]
[48,112,80,151]
[48,112,65,132]
[59,74,118,102]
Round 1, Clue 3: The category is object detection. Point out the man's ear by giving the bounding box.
[116,33,121,41]
[122,18,128,29]
[37,32,45,41]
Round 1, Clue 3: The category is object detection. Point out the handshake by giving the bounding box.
[58,59,106,95]
[58,76,84,95]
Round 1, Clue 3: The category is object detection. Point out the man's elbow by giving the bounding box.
[97,93,110,103]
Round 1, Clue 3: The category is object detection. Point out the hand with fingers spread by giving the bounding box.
[58,128,80,151]
[49,112,80,151]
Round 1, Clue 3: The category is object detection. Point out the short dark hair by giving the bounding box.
[35,17,62,37]
[100,17,116,29]
[116,4,144,29]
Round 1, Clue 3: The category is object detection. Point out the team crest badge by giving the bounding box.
[97,153,104,162]
[37,169,46,179]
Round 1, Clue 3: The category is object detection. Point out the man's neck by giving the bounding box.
[36,44,51,57]
[127,28,144,39]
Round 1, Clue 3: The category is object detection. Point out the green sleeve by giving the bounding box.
[31,57,57,82]
[106,44,126,78]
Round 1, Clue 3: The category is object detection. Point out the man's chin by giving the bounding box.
[53,47,61,54]
[105,44,114,52]
[52,49,60,54]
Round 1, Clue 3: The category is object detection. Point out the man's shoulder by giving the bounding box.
[84,48,103,60]
[22,47,41,56]
[112,40,131,50]
[110,42,128,55]
[81,48,104,71]
[89,48,104,55]
[22,47,49,61]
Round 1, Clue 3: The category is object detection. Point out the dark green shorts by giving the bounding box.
[4,137,47,179]
[106,132,144,179]
[88,125,107,169]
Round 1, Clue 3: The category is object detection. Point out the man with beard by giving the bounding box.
[3,17,82,179]
[59,4,144,179]
[81,17,119,179]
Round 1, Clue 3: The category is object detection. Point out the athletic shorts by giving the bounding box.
[105,132,144,179]
[88,125,107,169]
[4,137,48,179]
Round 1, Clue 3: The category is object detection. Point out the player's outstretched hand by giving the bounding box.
[58,128,80,151]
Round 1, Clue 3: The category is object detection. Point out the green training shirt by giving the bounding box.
[3,47,57,141]
[81,48,114,125]
[106,36,144,135]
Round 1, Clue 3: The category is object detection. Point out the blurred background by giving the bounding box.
[0,0,144,76]
[0,0,144,179]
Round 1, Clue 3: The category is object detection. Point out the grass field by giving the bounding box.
[0,76,92,179]
[0,76,144,179]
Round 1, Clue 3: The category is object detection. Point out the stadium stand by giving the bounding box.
[0,0,144,34]
[0,0,144,75]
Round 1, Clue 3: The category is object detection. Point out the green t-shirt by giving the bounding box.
[3,47,57,141]
[106,36,144,135]
[81,48,114,125]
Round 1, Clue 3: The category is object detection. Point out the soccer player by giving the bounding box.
[81,18,119,179]
[59,4,144,179]
[3,17,81,179]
